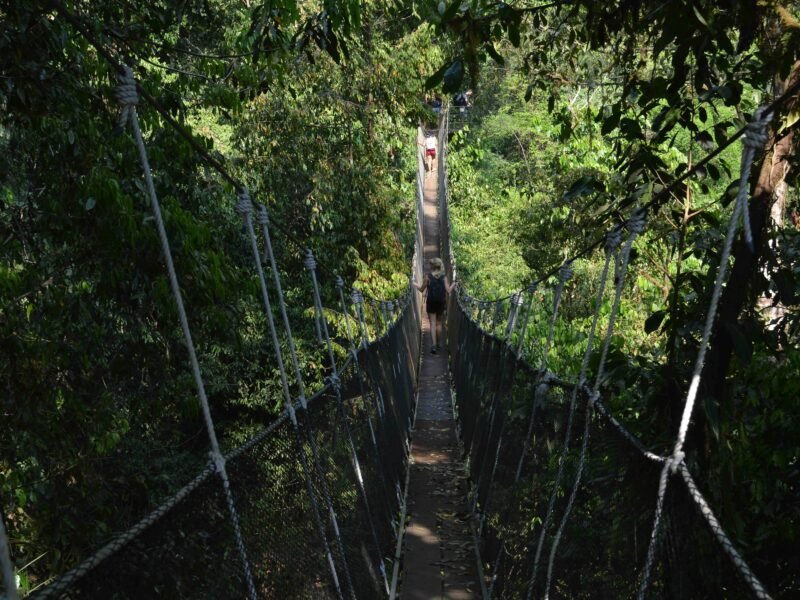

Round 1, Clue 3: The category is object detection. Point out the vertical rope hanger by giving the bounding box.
[543,216,643,599]
[477,295,529,541]
[505,292,525,342]
[523,263,574,476]
[529,242,615,599]
[516,282,539,358]
[253,203,357,600]
[305,251,390,595]
[525,262,575,600]
[235,193,344,599]
[335,278,394,524]
[115,67,257,599]
[352,289,370,347]
[637,108,773,600]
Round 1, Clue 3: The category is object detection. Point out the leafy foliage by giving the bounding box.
[440,1,800,594]
[0,0,432,589]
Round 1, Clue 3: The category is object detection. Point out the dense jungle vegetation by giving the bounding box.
[1,0,798,596]
[441,1,799,595]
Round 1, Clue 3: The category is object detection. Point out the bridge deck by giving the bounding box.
[400,147,478,599]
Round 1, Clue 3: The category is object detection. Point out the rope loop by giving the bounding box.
[211,451,226,475]
[115,65,139,128]
[627,208,647,235]
[537,369,556,385]
[668,450,685,474]
[325,374,342,391]
[743,107,771,150]
[535,381,551,399]
[236,188,253,216]
[558,262,574,283]
[738,107,772,252]
[605,225,623,253]
[304,249,317,271]
[256,203,269,226]
[335,276,345,289]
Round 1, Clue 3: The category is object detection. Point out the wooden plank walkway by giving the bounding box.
[400,147,479,600]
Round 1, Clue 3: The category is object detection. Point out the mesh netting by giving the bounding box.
[25,293,420,599]
[445,305,780,599]
[437,106,779,599]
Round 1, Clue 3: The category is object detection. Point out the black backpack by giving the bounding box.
[428,275,445,303]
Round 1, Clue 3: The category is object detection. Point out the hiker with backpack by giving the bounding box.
[413,257,456,354]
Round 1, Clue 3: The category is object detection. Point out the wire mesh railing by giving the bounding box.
[437,105,781,599]
[4,263,421,600]
[0,64,427,600]
[24,327,418,600]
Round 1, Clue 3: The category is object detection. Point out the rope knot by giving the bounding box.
[211,451,226,474]
[352,289,364,304]
[387,300,395,312]
[538,369,556,385]
[115,65,139,128]
[742,107,771,150]
[558,262,574,283]
[534,381,551,404]
[236,189,253,216]
[335,276,345,289]
[605,225,623,253]
[303,249,317,271]
[325,374,342,390]
[514,292,525,307]
[668,450,685,474]
[256,203,269,226]
[527,282,538,294]
[738,107,772,253]
[589,390,601,407]
[626,208,647,235]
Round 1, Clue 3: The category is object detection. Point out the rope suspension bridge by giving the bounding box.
[2,12,798,599]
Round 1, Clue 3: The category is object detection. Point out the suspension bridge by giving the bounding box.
[2,17,796,599]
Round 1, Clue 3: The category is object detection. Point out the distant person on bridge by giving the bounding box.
[453,90,471,113]
[425,134,437,176]
[413,257,455,354]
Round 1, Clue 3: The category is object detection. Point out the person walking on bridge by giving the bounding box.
[424,133,438,176]
[413,257,455,354]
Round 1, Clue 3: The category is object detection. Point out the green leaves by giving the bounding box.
[724,321,753,367]
[426,59,466,93]
[443,60,465,93]
[425,61,450,90]
[644,310,666,334]
[563,176,603,201]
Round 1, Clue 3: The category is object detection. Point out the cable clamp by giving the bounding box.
[115,65,139,128]
[236,188,253,216]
